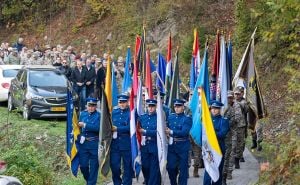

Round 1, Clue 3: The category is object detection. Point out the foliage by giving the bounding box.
[252,0,300,115]
[233,0,254,48]
[2,145,53,185]
[0,107,86,184]
[84,0,112,26]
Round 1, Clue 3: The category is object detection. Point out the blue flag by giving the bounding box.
[189,57,196,89]
[66,89,80,176]
[227,40,233,90]
[122,47,132,93]
[150,59,156,73]
[112,65,119,107]
[156,53,166,92]
[189,48,210,146]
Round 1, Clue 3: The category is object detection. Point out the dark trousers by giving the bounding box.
[167,150,189,185]
[141,151,161,185]
[74,85,86,111]
[110,149,132,185]
[86,85,94,98]
[79,141,99,185]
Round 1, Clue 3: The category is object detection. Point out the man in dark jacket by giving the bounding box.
[96,59,107,101]
[71,59,87,111]
[85,58,96,97]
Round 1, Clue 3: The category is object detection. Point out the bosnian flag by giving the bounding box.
[129,88,141,177]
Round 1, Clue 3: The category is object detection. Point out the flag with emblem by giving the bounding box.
[201,88,222,182]
[98,87,113,176]
[66,89,80,176]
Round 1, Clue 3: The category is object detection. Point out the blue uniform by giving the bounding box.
[110,106,132,185]
[203,114,229,185]
[139,112,161,185]
[78,110,101,185]
[167,112,192,185]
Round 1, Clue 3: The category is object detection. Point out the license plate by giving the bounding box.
[51,107,66,112]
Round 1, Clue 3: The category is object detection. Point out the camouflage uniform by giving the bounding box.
[223,100,243,179]
[190,138,203,177]
[251,120,264,151]
[234,98,248,168]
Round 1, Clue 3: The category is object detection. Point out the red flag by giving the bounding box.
[133,36,141,95]
[212,31,220,77]
[145,49,153,99]
[166,32,172,62]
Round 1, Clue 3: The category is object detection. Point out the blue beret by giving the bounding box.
[117,94,129,102]
[146,99,157,105]
[173,99,185,106]
[86,97,97,105]
[210,100,224,108]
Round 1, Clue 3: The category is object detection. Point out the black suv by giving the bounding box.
[8,65,77,120]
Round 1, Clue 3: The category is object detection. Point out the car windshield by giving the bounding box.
[29,70,67,87]
[3,69,19,78]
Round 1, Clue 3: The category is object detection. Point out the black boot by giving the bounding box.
[235,158,240,169]
[251,139,257,149]
[240,157,245,162]
[257,140,262,151]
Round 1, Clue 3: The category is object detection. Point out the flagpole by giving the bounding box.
[154,71,166,91]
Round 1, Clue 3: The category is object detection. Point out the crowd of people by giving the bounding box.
[0,37,126,111]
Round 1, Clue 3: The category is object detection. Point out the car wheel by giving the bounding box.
[23,103,31,120]
[7,94,15,112]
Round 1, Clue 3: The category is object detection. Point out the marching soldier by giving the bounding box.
[203,100,229,185]
[110,94,132,185]
[166,99,192,185]
[222,91,243,184]
[233,87,248,168]
[78,97,100,185]
[138,99,161,185]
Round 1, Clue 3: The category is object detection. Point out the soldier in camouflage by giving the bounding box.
[233,86,249,169]
[222,91,244,184]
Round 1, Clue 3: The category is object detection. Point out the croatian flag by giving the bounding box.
[129,88,141,178]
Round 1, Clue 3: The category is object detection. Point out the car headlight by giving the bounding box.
[26,92,44,101]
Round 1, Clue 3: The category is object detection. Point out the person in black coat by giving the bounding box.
[85,58,96,97]
[59,59,72,80]
[95,59,107,100]
[71,59,87,111]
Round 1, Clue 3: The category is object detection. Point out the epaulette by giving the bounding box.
[223,117,228,120]
[113,106,119,110]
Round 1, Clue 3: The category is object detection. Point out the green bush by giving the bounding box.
[2,145,53,185]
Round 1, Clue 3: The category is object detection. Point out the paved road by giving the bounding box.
[107,148,259,185]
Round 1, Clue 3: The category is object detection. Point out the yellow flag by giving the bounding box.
[105,56,112,112]
[201,88,222,155]
[201,88,222,182]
